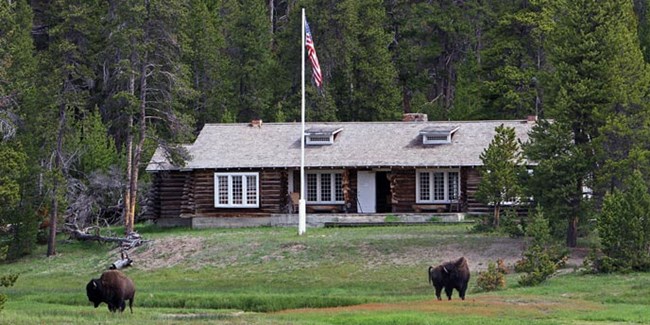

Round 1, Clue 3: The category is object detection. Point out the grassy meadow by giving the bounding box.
[0,223,649,324]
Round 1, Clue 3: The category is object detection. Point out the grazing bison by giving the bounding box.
[428,257,470,300]
[86,270,136,313]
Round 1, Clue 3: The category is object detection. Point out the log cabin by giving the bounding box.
[145,114,536,228]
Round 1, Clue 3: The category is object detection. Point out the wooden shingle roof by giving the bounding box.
[146,120,535,171]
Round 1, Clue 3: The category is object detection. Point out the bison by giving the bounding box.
[428,257,470,300]
[86,270,136,313]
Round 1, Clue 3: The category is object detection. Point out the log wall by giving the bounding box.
[146,166,527,223]
[391,168,416,212]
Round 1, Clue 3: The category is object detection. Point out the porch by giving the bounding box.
[180,212,469,229]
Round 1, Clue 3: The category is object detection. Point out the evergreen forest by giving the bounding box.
[2,0,650,271]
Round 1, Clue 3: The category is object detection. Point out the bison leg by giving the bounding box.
[434,284,443,300]
[459,284,468,300]
[118,300,126,313]
[444,286,454,300]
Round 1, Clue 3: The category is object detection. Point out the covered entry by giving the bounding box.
[356,170,392,213]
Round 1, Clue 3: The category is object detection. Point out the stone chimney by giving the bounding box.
[402,113,428,122]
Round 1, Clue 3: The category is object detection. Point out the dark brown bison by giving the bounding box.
[86,270,136,313]
[428,257,470,300]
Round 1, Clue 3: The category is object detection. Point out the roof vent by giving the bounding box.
[420,126,459,145]
[305,127,343,145]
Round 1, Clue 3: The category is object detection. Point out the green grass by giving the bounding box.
[1,224,649,324]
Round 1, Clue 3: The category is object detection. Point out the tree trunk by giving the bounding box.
[493,204,500,228]
[127,63,149,234]
[47,102,66,257]
[124,117,134,235]
[47,191,57,257]
[124,70,135,235]
[567,215,578,247]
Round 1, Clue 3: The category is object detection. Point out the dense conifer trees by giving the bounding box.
[2,0,650,254]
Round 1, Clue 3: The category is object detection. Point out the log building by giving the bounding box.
[145,115,536,227]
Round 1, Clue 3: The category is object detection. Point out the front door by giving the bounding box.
[357,171,376,213]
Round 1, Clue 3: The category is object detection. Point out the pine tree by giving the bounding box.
[270,3,338,123]
[100,0,194,235]
[476,124,525,228]
[598,170,650,271]
[0,0,42,259]
[523,119,591,246]
[386,0,443,115]
[325,0,400,121]
[222,0,276,122]
[544,0,650,246]
[478,0,555,119]
[184,0,232,129]
[39,0,103,256]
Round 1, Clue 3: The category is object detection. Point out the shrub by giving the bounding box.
[515,206,568,286]
[500,209,524,238]
[515,244,568,286]
[476,260,507,292]
[525,205,551,245]
[470,217,495,233]
[0,273,18,312]
[595,170,650,272]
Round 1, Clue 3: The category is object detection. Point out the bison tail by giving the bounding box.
[428,266,434,285]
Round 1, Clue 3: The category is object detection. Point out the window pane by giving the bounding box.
[246,175,257,204]
[218,176,229,205]
[448,172,459,200]
[232,175,243,204]
[433,172,445,200]
[335,174,344,201]
[320,174,331,201]
[307,174,318,201]
[419,172,430,201]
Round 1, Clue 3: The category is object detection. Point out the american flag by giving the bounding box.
[305,19,323,88]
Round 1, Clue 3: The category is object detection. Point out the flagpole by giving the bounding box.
[298,8,307,235]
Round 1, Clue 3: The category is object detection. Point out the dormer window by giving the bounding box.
[420,126,459,145]
[305,127,343,145]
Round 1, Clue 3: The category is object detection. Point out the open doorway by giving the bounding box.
[375,172,392,213]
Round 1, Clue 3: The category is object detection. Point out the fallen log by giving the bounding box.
[65,224,146,249]
[110,251,133,270]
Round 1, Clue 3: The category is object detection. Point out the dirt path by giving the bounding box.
[275,295,602,318]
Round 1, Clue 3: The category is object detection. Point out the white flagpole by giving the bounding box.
[298,8,307,235]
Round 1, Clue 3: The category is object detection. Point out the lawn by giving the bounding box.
[0,223,648,324]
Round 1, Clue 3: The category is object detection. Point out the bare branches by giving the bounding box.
[65,223,146,250]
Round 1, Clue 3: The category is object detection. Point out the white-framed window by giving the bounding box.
[306,171,344,203]
[416,169,460,203]
[214,172,259,208]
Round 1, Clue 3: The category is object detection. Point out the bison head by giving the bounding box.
[86,279,103,308]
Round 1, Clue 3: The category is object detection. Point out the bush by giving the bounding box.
[525,205,551,245]
[515,206,568,286]
[0,273,18,312]
[500,209,524,238]
[515,244,568,286]
[596,170,650,272]
[476,260,507,292]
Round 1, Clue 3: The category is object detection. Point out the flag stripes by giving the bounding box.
[305,19,322,88]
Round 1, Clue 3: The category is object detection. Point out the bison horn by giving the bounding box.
[442,266,449,274]
[92,280,97,289]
